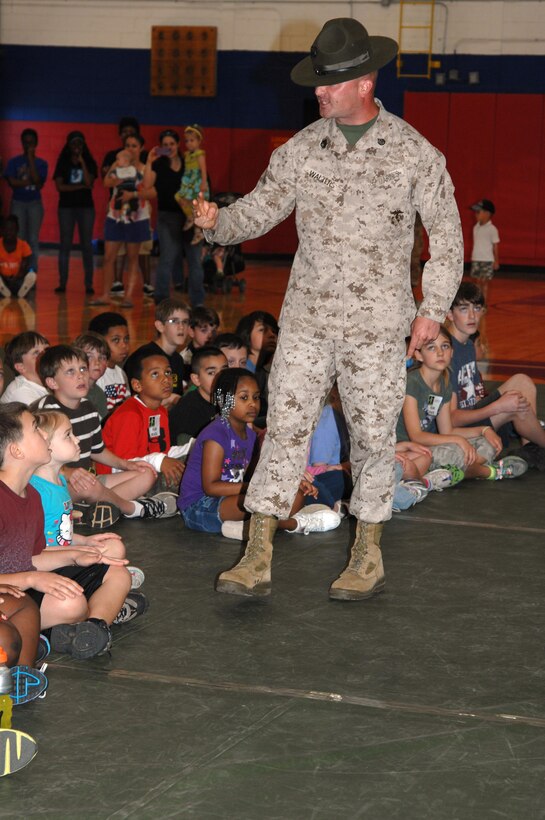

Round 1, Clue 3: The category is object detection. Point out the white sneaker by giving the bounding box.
[128,566,145,589]
[424,467,464,491]
[221,520,249,540]
[392,480,429,512]
[139,492,178,519]
[17,271,37,299]
[290,505,341,535]
[0,279,12,298]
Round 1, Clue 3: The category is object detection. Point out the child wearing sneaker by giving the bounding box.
[30,409,128,556]
[0,331,49,405]
[98,349,189,493]
[0,215,36,300]
[178,369,339,538]
[36,345,177,522]
[396,326,526,484]
[0,403,138,660]
[447,282,545,459]
[30,409,147,620]
[0,583,48,705]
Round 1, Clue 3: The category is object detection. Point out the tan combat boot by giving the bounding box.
[216,513,278,597]
[329,522,385,601]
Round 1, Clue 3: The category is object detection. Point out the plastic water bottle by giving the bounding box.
[0,646,13,729]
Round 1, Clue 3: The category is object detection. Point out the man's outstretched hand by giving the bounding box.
[407,316,440,358]
[193,193,219,230]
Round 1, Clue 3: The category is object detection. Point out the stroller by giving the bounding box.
[202,192,246,294]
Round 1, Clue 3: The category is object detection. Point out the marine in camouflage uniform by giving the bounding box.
[196,18,464,601]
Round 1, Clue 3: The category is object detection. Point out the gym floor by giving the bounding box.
[1,256,545,818]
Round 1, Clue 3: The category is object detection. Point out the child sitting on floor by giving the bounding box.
[99,349,190,493]
[304,389,352,514]
[0,403,133,660]
[30,409,146,611]
[72,332,109,420]
[178,368,340,539]
[181,306,220,369]
[124,298,191,407]
[396,325,527,484]
[0,215,36,300]
[88,312,131,413]
[169,345,228,443]
[0,331,49,405]
[0,583,47,705]
[36,344,177,524]
[214,333,248,370]
[447,281,545,463]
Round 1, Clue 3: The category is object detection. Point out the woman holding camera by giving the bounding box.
[144,129,205,306]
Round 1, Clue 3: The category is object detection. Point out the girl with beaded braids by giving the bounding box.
[177,369,341,539]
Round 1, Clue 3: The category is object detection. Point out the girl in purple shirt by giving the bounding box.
[178,369,339,538]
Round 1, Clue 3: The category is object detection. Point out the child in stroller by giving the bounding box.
[202,192,246,294]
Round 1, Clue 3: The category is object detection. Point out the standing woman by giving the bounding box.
[4,128,48,275]
[91,133,152,307]
[142,129,186,304]
[53,131,97,294]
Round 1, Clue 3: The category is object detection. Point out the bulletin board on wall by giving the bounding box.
[150,26,217,97]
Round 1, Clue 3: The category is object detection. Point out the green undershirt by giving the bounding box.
[337,115,379,147]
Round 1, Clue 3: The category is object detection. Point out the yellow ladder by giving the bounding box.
[397,0,440,78]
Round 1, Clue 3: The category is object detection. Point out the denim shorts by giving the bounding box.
[182,495,224,533]
[104,216,151,244]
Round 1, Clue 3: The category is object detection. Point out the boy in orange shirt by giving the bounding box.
[0,215,36,299]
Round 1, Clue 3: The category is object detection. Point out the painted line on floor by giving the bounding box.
[54,662,545,731]
[395,514,545,535]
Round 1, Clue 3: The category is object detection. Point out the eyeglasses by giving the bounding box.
[165,318,190,326]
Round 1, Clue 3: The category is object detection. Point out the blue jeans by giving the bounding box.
[303,470,346,508]
[183,238,205,307]
[156,211,205,306]
[155,211,185,301]
[392,462,418,511]
[11,199,44,272]
[58,206,95,288]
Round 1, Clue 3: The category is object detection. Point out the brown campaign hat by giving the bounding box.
[291,18,398,87]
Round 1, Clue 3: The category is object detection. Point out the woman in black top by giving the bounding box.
[144,129,205,306]
[53,131,97,294]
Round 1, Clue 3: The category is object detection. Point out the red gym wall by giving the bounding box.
[0,121,297,256]
[2,93,545,265]
[404,92,545,266]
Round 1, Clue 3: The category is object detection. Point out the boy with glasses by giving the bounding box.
[124,298,191,406]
